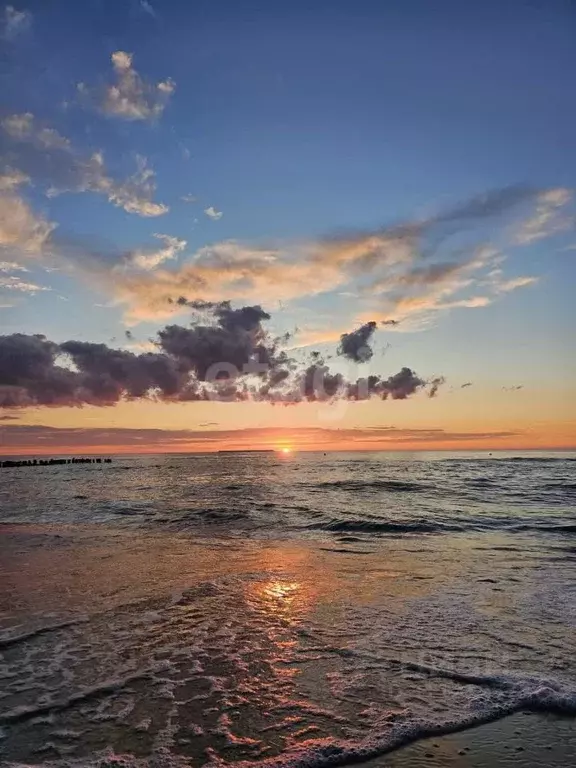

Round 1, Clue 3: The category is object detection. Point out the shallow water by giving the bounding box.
[0,451,575,767]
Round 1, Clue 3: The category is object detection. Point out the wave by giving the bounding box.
[0,617,88,650]
[305,515,576,537]
[443,456,576,464]
[511,523,576,534]
[5,670,575,768]
[505,456,576,463]
[313,479,427,493]
[312,519,461,534]
[168,507,250,526]
[0,668,160,726]
[541,482,576,493]
[464,478,496,488]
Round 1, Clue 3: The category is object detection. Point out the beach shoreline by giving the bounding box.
[1,519,575,767]
[376,712,576,768]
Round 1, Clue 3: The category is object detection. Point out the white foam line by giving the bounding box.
[0,618,89,650]
[224,684,576,768]
[0,667,166,724]
[2,683,576,768]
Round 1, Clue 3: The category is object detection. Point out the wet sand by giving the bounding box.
[375,712,576,767]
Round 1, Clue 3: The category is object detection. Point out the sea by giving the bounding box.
[0,450,575,767]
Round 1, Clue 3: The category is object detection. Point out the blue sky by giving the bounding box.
[1,0,575,450]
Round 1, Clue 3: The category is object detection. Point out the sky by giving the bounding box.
[0,0,575,454]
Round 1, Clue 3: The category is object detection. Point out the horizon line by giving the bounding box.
[1,445,575,458]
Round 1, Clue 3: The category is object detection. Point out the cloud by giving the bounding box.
[0,306,429,408]
[2,112,70,150]
[515,188,573,244]
[337,321,377,363]
[370,260,469,293]
[503,385,523,392]
[2,4,30,39]
[105,186,549,325]
[87,153,169,217]
[1,114,168,217]
[0,260,28,273]
[0,274,50,293]
[112,240,335,323]
[0,188,56,254]
[204,206,223,221]
[80,51,175,122]
[0,169,29,191]
[427,376,446,398]
[139,0,156,17]
[0,183,558,332]
[181,194,197,204]
[128,234,186,271]
[461,382,473,389]
[495,276,538,293]
[0,424,521,452]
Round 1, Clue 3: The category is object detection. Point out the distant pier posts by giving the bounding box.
[0,457,113,469]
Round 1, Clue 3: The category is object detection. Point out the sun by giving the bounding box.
[279,447,293,454]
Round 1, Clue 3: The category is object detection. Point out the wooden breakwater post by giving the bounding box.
[0,457,113,469]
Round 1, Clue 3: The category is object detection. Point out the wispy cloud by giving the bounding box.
[0,261,29,273]
[495,276,538,293]
[79,51,175,122]
[113,240,338,322]
[2,4,30,39]
[0,424,521,452]
[0,274,50,293]
[204,206,223,221]
[515,188,573,244]
[0,168,29,191]
[2,112,70,150]
[0,251,51,298]
[139,0,156,18]
[2,113,168,217]
[0,170,50,260]
[0,188,55,254]
[128,234,186,271]
[0,184,564,331]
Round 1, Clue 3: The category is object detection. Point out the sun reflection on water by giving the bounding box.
[245,577,310,622]
[264,579,300,602]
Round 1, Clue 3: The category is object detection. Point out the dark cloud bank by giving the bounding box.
[0,301,436,408]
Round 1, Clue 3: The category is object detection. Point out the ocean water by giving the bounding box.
[0,450,575,767]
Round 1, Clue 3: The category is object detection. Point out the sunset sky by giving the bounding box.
[1,0,575,454]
